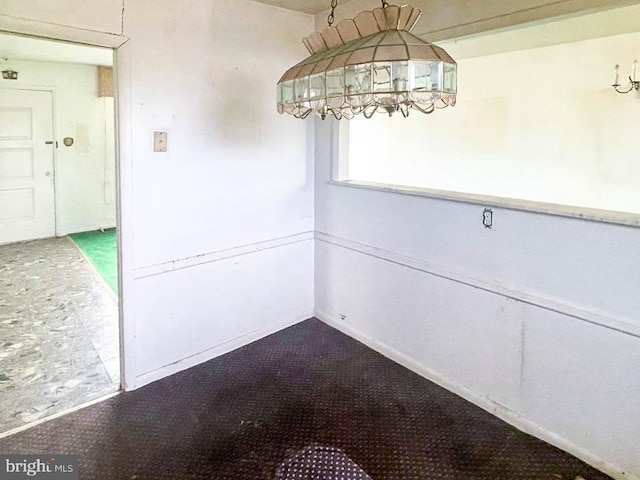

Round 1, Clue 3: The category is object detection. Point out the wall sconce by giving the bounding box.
[1,69,18,80]
[612,60,639,94]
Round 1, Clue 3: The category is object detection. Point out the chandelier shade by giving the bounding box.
[277,4,457,120]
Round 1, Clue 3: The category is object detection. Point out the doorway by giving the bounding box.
[0,33,121,433]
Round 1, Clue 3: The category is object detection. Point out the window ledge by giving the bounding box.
[329,180,640,228]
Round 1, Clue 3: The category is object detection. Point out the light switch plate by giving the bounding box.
[154,132,167,152]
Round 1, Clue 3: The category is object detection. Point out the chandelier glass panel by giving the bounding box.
[277,3,457,120]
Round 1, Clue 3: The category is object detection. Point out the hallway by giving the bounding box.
[0,236,119,433]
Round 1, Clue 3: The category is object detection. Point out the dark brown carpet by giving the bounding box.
[0,318,610,479]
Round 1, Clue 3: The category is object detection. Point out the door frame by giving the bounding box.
[0,16,137,391]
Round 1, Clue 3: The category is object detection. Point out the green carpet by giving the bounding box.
[69,229,118,295]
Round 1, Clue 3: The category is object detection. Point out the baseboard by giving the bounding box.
[134,311,313,389]
[316,310,637,480]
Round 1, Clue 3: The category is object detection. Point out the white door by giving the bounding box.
[0,88,55,244]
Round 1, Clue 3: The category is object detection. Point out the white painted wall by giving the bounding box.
[315,119,640,479]
[0,59,116,234]
[6,1,639,478]
[121,0,315,382]
[314,4,640,479]
[1,0,316,388]
[348,29,640,214]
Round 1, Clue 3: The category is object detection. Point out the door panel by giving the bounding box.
[0,107,33,139]
[0,89,55,244]
[0,148,34,178]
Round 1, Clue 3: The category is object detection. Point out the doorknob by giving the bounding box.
[45,141,53,144]
[45,171,52,177]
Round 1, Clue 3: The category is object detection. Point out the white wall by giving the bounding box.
[314,3,640,480]
[6,1,639,478]
[348,29,640,214]
[123,0,315,383]
[1,0,316,387]
[315,119,640,479]
[0,59,116,234]
[315,3,640,479]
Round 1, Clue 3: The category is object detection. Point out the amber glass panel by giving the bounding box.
[397,6,412,31]
[361,34,384,48]
[375,45,409,62]
[407,45,440,62]
[311,58,332,75]
[299,63,316,77]
[377,31,404,46]
[336,19,360,43]
[432,45,456,64]
[327,53,353,70]
[346,47,376,66]
[353,11,379,36]
[321,27,343,49]
[306,33,327,54]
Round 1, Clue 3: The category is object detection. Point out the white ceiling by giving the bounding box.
[441,2,640,59]
[0,33,113,66]
[251,0,331,14]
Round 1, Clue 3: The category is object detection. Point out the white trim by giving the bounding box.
[315,231,640,339]
[113,39,136,391]
[135,312,313,389]
[0,15,128,48]
[134,231,314,279]
[316,311,638,480]
[329,180,640,229]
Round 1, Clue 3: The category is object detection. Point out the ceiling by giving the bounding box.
[441,2,640,59]
[251,0,331,14]
[0,33,113,66]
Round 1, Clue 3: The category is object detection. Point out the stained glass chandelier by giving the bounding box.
[277,1,457,120]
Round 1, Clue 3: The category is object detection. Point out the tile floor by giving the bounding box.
[0,236,119,433]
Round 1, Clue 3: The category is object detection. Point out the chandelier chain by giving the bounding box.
[328,0,338,26]
[381,0,389,7]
